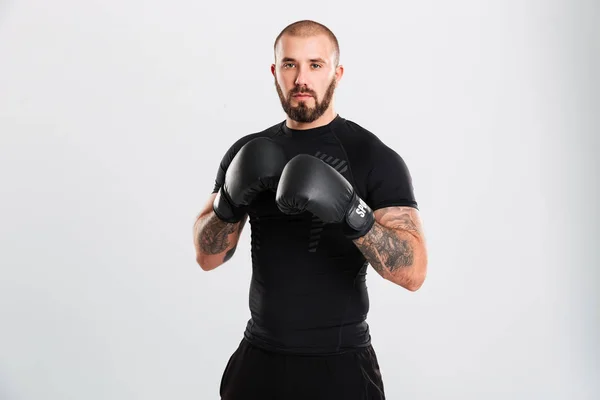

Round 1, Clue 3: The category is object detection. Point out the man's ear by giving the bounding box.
[335,64,344,85]
[271,64,276,77]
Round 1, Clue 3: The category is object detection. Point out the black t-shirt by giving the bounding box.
[212,114,418,355]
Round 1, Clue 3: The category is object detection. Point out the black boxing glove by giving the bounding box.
[213,137,288,223]
[275,154,375,239]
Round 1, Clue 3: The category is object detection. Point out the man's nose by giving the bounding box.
[294,66,309,86]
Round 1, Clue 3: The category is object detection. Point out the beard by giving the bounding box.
[275,77,336,123]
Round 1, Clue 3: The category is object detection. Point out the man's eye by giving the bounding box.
[312,64,322,69]
[283,63,295,68]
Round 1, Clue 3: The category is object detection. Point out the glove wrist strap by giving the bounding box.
[213,187,246,223]
[344,193,374,239]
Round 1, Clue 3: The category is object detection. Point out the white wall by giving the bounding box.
[0,0,598,399]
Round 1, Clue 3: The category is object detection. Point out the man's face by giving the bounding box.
[272,34,342,123]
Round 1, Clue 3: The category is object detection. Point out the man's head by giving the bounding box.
[271,20,343,124]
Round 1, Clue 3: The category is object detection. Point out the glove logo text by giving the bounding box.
[356,204,366,218]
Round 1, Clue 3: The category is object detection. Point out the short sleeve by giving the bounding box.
[365,145,418,211]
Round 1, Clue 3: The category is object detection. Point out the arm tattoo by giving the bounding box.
[382,212,420,234]
[197,214,238,255]
[353,207,423,281]
[354,222,414,276]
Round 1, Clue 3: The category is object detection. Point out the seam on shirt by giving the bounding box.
[329,129,361,196]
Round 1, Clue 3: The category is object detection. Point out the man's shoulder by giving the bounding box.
[226,120,284,150]
[334,116,390,151]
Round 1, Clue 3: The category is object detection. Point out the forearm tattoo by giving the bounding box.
[197,214,238,255]
[353,208,421,278]
[354,222,414,276]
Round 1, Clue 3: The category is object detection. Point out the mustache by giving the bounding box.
[289,87,316,97]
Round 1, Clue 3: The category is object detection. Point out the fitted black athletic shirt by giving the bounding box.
[212,114,418,355]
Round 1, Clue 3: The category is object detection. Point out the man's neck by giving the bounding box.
[285,108,337,130]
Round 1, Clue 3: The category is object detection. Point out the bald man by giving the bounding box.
[193,20,428,400]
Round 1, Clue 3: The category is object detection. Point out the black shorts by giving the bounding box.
[219,338,386,400]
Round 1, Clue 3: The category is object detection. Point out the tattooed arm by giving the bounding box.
[193,193,248,271]
[353,206,428,291]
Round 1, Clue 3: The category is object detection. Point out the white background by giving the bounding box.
[1,0,598,399]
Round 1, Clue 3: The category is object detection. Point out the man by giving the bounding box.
[193,20,428,400]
